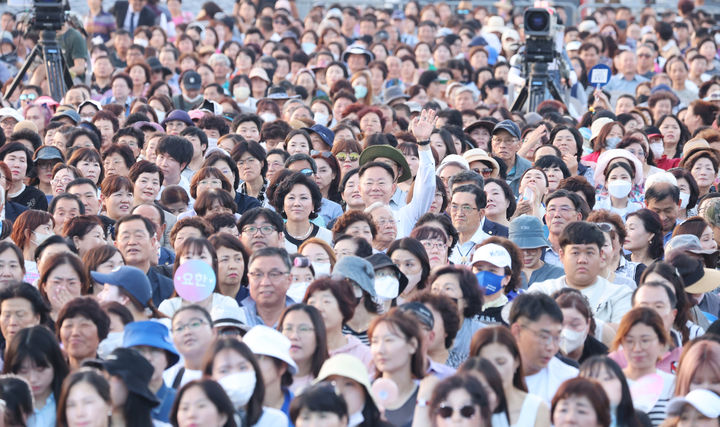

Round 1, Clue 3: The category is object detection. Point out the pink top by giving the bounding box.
[608,346,682,374]
[332,334,375,376]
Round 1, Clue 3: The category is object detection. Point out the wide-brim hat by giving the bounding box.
[383,85,409,105]
[593,149,645,187]
[243,325,298,375]
[123,320,180,367]
[331,256,376,298]
[463,148,500,178]
[342,45,374,64]
[509,215,551,249]
[314,354,377,405]
[33,145,64,163]
[464,118,497,135]
[101,348,160,405]
[359,145,412,183]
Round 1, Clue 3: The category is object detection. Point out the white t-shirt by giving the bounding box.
[525,357,578,405]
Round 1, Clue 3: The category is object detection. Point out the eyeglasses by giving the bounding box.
[520,324,560,346]
[236,157,258,167]
[375,217,397,226]
[546,205,577,216]
[242,225,276,235]
[313,151,334,159]
[491,137,518,146]
[173,319,208,334]
[449,204,477,213]
[299,168,314,176]
[248,270,289,281]
[435,405,476,419]
[622,336,658,350]
[335,152,359,162]
[421,240,447,250]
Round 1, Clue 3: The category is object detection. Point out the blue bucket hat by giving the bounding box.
[91,266,152,306]
[122,320,180,367]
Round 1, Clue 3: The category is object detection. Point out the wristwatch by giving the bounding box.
[417,139,430,146]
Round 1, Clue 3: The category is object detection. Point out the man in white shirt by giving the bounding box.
[529,221,633,324]
[357,109,437,238]
[510,292,578,404]
[449,184,490,265]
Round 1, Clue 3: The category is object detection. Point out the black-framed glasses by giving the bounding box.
[435,405,476,419]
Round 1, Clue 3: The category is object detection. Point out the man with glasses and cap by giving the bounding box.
[528,221,633,325]
[173,70,205,111]
[509,215,564,288]
[122,320,180,423]
[490,119,531,196]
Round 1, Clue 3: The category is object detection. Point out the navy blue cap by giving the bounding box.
[304,124,334,148]
[161,109,194,127]
[91,266,152,306]
[181,70,202,91]
[492,119,521,140]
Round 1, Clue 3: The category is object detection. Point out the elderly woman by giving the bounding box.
[56,296,110,370]
[678,147,720,198]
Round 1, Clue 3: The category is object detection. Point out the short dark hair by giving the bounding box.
[238,207,284,233]
[448,170,484,189]
[56,296,111,341]
[203,151,240,189]
[509,292,563,325]
[557,176,596,210]
[230,140,268,177]
[304,278,356,323]
[115,214,156,239]
[112,127,145,149]
[559,221,606,250]
[646,182,680,204]
[452,184,487,209]
[102,144,136,170]
[48,193,85,215]
[271,172,323,220]
[248,246,291,272]
[289,384,347,424]
[156,135,194,167]
[358,161,395,180]
[128,160,164,184]
[483,178,517,220]
[180,127,209,153]
[534,155,571,179]
[546,189,587,218]
[65,177,97,194]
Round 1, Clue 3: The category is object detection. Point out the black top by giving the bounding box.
[11,185,48,211]
[579,334,609,365]
[284,223,321,248]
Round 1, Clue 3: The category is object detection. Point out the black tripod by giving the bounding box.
[4,29,72,102]
[510,60,565,114]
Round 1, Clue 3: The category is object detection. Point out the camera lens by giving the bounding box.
[526,11,549,32]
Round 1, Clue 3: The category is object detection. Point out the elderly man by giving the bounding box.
[358,109,436,239]
[241,247,294,327]
[605,50,648,98]
[490,120,530,196]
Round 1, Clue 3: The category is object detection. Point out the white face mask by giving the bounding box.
[287,281,310,302]
[206,137,218,148]
[375,276,400,300]
[312,261,332,277]
[313,112,329,126]
[32,231,53,246]
[559,327,586,354]
[259,112,277,122]
[679,191,690,209]
[183,93,203,104]
[301,42,317,55]
[650,142,664,158]
[233,86,250,101]
[607,180,632,199]
[218,371,257,409]
[154,109,166,122]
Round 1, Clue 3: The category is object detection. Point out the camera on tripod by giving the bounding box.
[29,0,66,32]
[524,8,557,63]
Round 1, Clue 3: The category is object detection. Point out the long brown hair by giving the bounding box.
[470,326,527,392]
[368,308,425,379]
[277,304,329,378]
[674,339,720,396]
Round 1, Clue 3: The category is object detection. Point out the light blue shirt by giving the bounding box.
[605,74,648,97]
[28,393,56,427]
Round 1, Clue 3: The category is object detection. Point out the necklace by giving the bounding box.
[288,223,313,240]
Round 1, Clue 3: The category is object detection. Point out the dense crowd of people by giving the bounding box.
[0,0,716,426]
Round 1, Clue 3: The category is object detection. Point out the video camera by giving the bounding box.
[523,7,559,63]
[29,0,65,32]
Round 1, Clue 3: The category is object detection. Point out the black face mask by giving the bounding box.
[637,94,649,104]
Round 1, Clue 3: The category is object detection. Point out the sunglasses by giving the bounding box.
[436,405,476,419]
[300,168,314,176]
[19,93,37,101]
[335,152,359,161]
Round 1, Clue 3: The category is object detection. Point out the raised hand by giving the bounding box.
[411,108,438,141]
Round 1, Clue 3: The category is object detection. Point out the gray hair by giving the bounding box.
[248,246,292,272]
